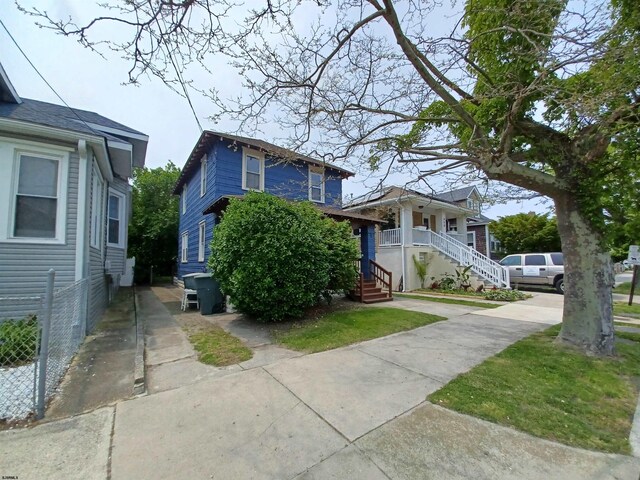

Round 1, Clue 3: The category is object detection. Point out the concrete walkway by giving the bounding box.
[2,289,639,480]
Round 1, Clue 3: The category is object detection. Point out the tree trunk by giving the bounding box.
[554,194,615,355]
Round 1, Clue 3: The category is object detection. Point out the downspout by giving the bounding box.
[399,200,407,292]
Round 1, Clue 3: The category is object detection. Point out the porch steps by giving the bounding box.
[351,279,393,304]
[431,251,494,289]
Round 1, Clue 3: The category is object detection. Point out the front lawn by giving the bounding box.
[429,325,640,454]
[614,282,634,294]
[613,302,640,319]
[395,293,501,309]
[275,307,445,353]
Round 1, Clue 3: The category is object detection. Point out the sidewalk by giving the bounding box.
[1,288,639,480]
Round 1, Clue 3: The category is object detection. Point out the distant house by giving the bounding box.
[173,131,387,301]
[344,185,509,291]
[0,63,148,328]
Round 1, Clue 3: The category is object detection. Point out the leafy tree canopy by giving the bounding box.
[129,163,180,280]
[490,213,561,256]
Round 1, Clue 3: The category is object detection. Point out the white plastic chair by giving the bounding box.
[181,288,199,311]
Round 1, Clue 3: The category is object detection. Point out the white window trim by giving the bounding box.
[200,156,207,197]
[308,166,325,203]
[198,221,206,262]
[2,144,70,245]
[181,231,189,263]
[241,147,265,191]
[90,164,104,250]
[467,231,476,250]
[107,188,126,248]
[182,183,188,214]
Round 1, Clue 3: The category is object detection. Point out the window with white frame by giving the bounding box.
[242,148,264,191]
[90,165,104,249]
[107,189,125,248]
[467,231,476,249]
[181,231,188,263]
[308,167,324,203]
[446,218,458,232]
[13,154,61,239]
[182,183,187,214]
[200,156,207,197]
[198,221,206,262]
[466,197,480,212]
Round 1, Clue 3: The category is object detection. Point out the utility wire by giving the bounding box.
[0,17,97,133]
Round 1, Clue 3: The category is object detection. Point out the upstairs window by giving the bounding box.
[309,167,325,203]
[466,197,480,212]
[182,183,188,214]
[107,189,125,248]
[200,157,207,197]
[14,155,60,239]
[242,148,264,191]
[198,221,206,262]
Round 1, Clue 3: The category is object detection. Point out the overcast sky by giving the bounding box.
[1,1,548,219]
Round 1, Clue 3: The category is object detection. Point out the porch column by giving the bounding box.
[435,210,447,233]
[457,214,468,237]
[360,224,376,279]
[400,205,413,246]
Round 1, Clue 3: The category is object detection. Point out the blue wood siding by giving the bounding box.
[177,138,346,278]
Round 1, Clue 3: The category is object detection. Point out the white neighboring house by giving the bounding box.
[344,185,509,291]
[0,63,148,329]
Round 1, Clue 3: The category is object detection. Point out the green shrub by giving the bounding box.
[483,289,528,302]
[0,315,39,367]
[209,192,359,322]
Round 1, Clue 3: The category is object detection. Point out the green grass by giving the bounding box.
[189,327,253,366]
[616,321,640,328]
[275,307,445,353]
[429,325,640,454]
[416,288,485,297]
[395,293,501,309]
[613,302,640,319]
[614,282,635,294]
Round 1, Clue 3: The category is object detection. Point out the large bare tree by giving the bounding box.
[22,0,640,354]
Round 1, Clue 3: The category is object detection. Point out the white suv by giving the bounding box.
[499,252,565,294]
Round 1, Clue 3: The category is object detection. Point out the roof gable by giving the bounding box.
[434,185,480,203]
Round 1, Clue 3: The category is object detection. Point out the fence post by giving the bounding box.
[36,269,55,419]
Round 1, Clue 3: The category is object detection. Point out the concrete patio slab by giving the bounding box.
[238,344,303,370]
[473,303,562,324]
[111,368,347,480]
[146,357,242,393]
[0,407,113,480]
[356,403,640,480]
[293,445,389,480]
[266,348,441,441]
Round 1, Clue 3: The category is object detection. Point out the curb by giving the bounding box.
[133,287,146,396]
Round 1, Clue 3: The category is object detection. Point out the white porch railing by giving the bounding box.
[379,229,401,246]
[378,227,509,288]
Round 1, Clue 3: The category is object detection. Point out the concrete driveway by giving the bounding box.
[2,288,639,480]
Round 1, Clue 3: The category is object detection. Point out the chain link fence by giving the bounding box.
[0,271,89,422]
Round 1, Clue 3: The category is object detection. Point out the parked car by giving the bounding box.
[499,252,565,294]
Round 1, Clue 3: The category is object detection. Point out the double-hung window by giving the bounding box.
[200,157,207,197]
[182,183,188,214]
[107,189,125,248]
[198,221,206,262]
[308,167,324,203]
[14,154,60,239]
[181,232,188,263]
[90,165,104,249]
[242,148,264,191]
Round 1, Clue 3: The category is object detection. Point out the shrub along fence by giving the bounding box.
[0,270,88,422]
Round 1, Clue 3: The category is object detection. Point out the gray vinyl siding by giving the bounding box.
[87,162,107,331]
[0,150,79,318]
[105,177,130,276]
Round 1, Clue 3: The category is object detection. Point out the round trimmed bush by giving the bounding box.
[208,192,359,322]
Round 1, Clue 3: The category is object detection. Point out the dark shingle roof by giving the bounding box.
[434,185,478,203]
[0,98,146,137]
[174,131,354,194]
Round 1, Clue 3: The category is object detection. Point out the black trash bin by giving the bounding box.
[193,273,224,314]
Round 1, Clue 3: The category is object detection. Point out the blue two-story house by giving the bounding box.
[173,131,389,302]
